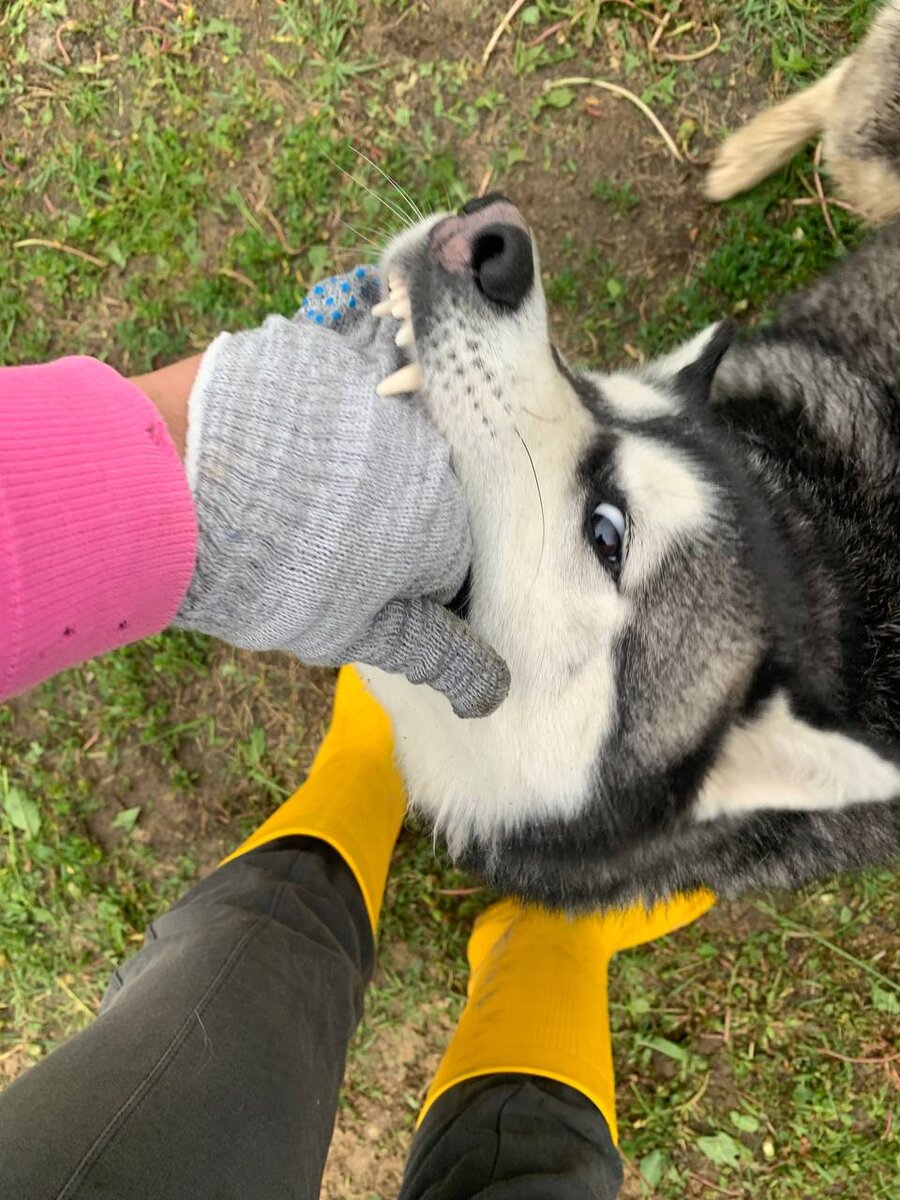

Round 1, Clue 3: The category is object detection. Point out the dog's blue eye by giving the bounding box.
[591,503,625,567]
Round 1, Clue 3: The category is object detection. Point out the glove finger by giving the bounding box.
[349,599,510,719]
[295,266,382,334]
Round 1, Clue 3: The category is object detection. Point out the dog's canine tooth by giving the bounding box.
[395,322,415,349]
[391,297,413,321]
[387,272,403,290]
[372,299,394,317]
[376,362,423,396]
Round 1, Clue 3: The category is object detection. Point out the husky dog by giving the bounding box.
[361,195,900,910]
[706,0,900,223]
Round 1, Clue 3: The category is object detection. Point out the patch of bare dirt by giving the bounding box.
[323,1018,448,1200]
[5,646,335,874]
[353,0,774,366]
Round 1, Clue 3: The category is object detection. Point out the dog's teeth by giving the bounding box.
[395,322,415,349]
[391,297,412,321]
[389,283,408,300]
[377,362,423,396]
[387,272,402,290]
[372,299,393,317]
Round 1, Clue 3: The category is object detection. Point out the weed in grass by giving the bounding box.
[739,0,877,77]
[590,178,641,216]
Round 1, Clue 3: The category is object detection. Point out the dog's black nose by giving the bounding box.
[460,192,510,216]
[433,197,534,309]
[470,222,534,309]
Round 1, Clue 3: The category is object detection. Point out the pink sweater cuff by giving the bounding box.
[1,357,198,699]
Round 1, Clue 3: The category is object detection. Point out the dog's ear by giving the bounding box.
[645,321,735,403]
[694,692,900,822]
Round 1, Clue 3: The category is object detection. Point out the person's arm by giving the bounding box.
[128,354,201,461]
[2,271,509,716]
[0,357,198,700]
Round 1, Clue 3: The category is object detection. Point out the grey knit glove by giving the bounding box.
[174,270,509,719]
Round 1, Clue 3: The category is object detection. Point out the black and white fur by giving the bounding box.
[362,207,900,911]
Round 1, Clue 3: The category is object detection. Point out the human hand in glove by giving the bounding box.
[154,268,508,718]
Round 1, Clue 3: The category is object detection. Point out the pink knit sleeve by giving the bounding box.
[0,357,198,699]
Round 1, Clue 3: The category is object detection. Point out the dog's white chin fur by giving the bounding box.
[361,345,624,853]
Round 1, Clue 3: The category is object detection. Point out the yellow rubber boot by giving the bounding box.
[220,667,406,933]
[419,890,715,1143]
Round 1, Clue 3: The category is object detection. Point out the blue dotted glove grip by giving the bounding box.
[299,265,381,327]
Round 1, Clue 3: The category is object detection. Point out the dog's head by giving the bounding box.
[363,197,900,908]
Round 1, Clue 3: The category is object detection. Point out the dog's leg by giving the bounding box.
[705,58,851,202]
[825,153,900,223]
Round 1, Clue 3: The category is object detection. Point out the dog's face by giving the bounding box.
[363,197,900,908]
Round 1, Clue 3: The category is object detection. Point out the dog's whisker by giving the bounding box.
[349,145,425,223]
[514,425,546,582]
[360,212,408,243]
[336,218,382,251]
[323,151,414,231]
[521,406,564,423]
[341,208,406,247]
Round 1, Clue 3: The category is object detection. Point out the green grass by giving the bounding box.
[0,0,477,368]
[545,170,865,367]
[613,875,899,1196]
[639,169,864,353]
[1,741,197,1055]
[0,634,207,1052]
[2,2,897,1196]
[738,0,876,77]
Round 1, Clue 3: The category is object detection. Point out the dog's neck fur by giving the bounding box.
[716,339,900,742]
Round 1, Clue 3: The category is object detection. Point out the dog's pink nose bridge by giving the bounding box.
[432,202,527,273]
